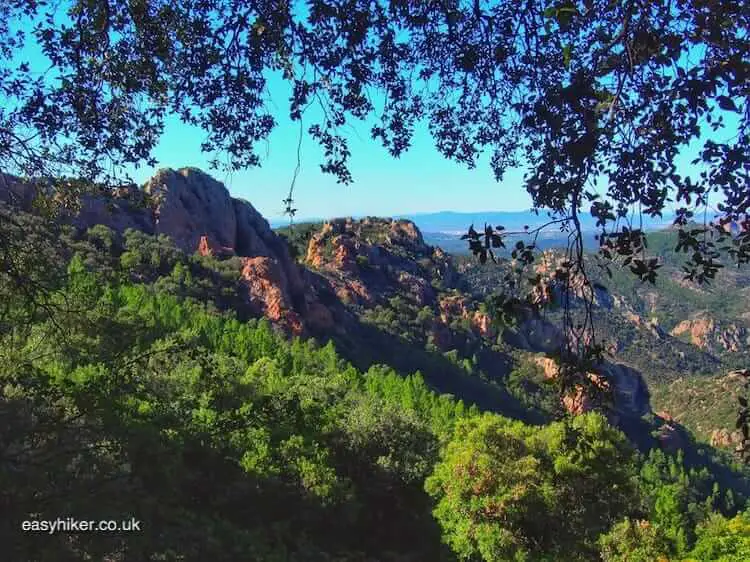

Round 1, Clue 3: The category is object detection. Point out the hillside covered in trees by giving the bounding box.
[2,168,750,561]
[2,0,749,559]
[455,227,750,447]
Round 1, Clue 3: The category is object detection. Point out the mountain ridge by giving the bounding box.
[2,167,746,452]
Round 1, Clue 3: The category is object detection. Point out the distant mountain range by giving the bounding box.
[271,210,676,255]
[271,209,676,234]
[398,210,675,235]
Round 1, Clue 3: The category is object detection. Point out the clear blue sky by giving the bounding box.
[13,16,739,222]
[127,73,534,221]
[12,22,533,220]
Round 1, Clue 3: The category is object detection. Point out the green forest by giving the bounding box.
[2,197,750,561]
[2,0,750,560]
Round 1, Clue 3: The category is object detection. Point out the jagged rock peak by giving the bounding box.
[318,216,429,251]
[142,167,239,253]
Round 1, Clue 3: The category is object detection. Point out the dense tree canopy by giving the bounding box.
[1,0,747,212]
[1,197,750,559]
[425,412,639,560]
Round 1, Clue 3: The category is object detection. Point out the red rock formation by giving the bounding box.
[335,279,374,306]
[710,428,742,449]
[197,235,235,258]
[304,217,454,312]
[3,167,332,336]
[437,295,497,339]
[240,257,292,321]
[387,219,426,249]
[396,271,435,306]
[563,388,597,415]
[532,355,649,419]
[472,312,495,339]
[438,295,472,322]
[143,168,238,253]
[333,235,358,271]
[670,312,749,353]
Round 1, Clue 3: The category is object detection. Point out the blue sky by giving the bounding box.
[13,14,740,223]
[127,79,533,221]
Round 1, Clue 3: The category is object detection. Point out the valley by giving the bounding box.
[2,168,749,561]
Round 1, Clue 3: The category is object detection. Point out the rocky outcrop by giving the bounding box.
[710,428,743,449]
[242,256,303,334]
[670,312,749,353]
[143,168,238,252]
[197,235,234,258]
[137,169,312,333]
[505,315,564,353]
[531,250,614,307]
[9,167,323,335]
[304,217,456,308]
[437,294,496,339]
[532,356,651,419]
[604,363,652,418]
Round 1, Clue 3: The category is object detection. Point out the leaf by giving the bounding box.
[716,96,738,112]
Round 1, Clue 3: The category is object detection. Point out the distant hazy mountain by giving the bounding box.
[272,209,675,234]
[402,210,675,254]
[271,210,676,254]
[399,210,675,235]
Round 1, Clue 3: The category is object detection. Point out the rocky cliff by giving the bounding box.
[2,168,317,334]
[304,216,458,307]
[2,168,658,433]
[670,312,750,354]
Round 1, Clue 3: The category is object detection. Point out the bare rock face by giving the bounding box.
[437,295,496,339]
[563,388,598,416]
[197,235,234,258]
[601,363,652,418]
[670,312,749,353]
[710,428,743,449]
[505,314,564,353]
[533,356,610,416]
[304,217,453,308]
[532,355,651,419]
[472,312,495,339]
[42,167,313,335]
[396,271,435,306]
[233,198,278,258]
[387,219,426,249]
[239,256,306,335]
[143,168,237,253]
[139,169,315,334]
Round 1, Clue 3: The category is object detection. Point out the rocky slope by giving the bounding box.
[2,168,328,334]
[1,168,666,440]
[304,216,459,306]
[670,312,750,354]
